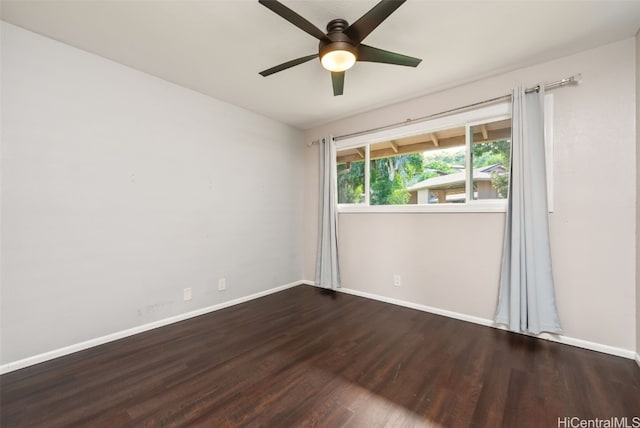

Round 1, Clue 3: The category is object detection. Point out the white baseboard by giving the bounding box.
[0,280,303,375]
[636,353,640,368]
[331,285,636,360]
[338,286,494,327]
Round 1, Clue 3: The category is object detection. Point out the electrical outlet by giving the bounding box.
[393,274,401,287]
[218,278,226,291]
[183,287,192,301]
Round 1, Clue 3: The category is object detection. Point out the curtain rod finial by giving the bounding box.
[563,74,582,86]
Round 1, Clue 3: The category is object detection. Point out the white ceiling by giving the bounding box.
[2,1,639,129]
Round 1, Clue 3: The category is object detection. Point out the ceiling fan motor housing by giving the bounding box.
[319,19,357,60]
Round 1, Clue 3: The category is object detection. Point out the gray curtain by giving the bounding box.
[494,86,562,334]
[315,135,341,289]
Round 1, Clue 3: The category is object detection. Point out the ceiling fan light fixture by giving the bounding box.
[319,39,357,72]
[321,49,356,72]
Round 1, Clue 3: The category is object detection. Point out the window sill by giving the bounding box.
[337,201,508,214]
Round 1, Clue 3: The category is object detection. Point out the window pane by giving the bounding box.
[417,145,466,204]
[336,148,365,204]
[369,147,422,205]
[407,127,467,204]
[369,127,466,205]
[470,119,511,200]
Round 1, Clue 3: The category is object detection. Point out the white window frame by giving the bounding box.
[336,95,554,213]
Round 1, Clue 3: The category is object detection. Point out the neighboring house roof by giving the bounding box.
[408,164,505,191]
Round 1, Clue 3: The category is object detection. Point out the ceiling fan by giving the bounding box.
[258,0,422,96]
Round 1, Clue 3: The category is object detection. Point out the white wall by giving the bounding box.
[305,38,637,353]
[636,29,640,360]
[0,22,304,364]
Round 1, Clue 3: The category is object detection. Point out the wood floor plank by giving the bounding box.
[1,285,639,427]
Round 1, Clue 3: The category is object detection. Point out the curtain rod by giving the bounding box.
[309,73,581,145]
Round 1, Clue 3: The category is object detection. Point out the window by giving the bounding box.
[405,126,469,205]
[335,96,553,213]
[470,118,511,201]
[337,148,365,204]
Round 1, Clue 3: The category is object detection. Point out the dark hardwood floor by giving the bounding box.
[1,285,639,427]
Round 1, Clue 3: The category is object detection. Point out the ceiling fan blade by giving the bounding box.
[259,54,318,77]
[259,0,329,42]
[331,72,345,96]
[357,44,422,67]
[344,0,406,44]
